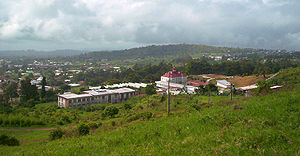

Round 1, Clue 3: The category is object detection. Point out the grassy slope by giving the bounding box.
[1,87,299,155]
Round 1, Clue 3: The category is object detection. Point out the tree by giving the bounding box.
[3,82,18,105]
[19,77,39,103]
[144,85,156,95]
[78,124,90,136]
[102,106,119,118]
[41,77,46,99]
[60,84,71,91]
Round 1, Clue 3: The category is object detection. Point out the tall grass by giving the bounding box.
[0,115,44,127]
[1,87,299,155]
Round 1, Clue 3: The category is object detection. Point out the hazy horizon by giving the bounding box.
[1,0,300,51]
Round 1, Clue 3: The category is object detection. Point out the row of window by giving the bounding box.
[67,93,135,104]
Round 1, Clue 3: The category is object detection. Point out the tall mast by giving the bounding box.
[167,68,171,115]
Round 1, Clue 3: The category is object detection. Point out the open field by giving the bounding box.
[199,74,272,87]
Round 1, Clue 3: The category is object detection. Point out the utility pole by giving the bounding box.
[208,85,210,104]
[167,75,170,115]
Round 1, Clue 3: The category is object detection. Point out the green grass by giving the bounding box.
[1,67,299,155]
[1,87,299,155]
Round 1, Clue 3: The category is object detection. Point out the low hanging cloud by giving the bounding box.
[0,0,299,50]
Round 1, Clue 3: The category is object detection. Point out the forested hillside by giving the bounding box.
[74,44,247,61]
[0,50,86,58]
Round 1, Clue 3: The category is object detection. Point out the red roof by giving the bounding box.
[162,67,187,78]
[156,90,166,94]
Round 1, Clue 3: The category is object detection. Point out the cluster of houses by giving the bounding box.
[57,66,283,108]
[57,67,232,108]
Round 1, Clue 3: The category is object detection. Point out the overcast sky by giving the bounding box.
[0,0,300,51]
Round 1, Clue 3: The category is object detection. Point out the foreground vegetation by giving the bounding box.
[0,87,299,155]
[0,67,299,155]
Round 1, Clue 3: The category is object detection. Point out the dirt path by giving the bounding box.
[0,128,55,131]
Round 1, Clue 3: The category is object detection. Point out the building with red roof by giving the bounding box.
[161,67,187,84]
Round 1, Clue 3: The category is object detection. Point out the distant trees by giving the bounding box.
[195,84,218,96]
[144,85,156,95]
[41,77,46,99]
[3,82,18,105]
[60,84,70,91]
[19,77,39,104]
[185,59,297,76]
[186,60,211,75]
[74,62,172,86]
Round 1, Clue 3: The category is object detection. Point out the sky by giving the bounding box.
[0,0,300,51]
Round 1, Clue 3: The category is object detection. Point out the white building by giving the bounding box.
[155,67,207,94]
[216,80,232,89]
[160,67,187,84]
[155,81,197,94]
[57,88,136,108]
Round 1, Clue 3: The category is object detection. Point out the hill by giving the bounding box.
[74,44,253,61]
[0,67,299,155]
[0,49,86,58]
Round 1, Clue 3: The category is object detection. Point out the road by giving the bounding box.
[0,128,55,131]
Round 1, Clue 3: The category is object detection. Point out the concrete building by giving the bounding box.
[89,82,148,89]
[58,88,136,108]
[155,67,207,94]
[216,80,231,89]
[155,81,197,94]
[160,67,187,84]
[216,80,233,93]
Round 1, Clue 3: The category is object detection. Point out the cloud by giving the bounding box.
[0,0,299,50]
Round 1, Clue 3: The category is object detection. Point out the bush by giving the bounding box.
[49,128,64,140]
[88,122,98,129]
[78,123,90,136]
[191,104,201,111]
[102,106,119,118]
[126,112,153,122]
[123,103,132,110]
[0,115,45,127]
[0,134,19,146]
[111,121,116,126]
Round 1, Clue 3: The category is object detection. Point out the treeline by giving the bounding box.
[185,59,299,76]
[71,59,299,87]
[70,44,238,61]
[0,76,59,110]
[71,62,172,86]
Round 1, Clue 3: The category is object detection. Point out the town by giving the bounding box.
[1,0,300,154]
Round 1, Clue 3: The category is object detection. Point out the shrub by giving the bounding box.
[111,121,116,126]
[88,122,98,129]
[123,103,132,110]
[0,134,19,146]
[191,104,201,111]
[126,112,153,122]
[49,128,64,140]
[78,123,90,136]
[64,127,79,138]
[102,106,119,118]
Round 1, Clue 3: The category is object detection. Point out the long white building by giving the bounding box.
[58,88,136,108]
